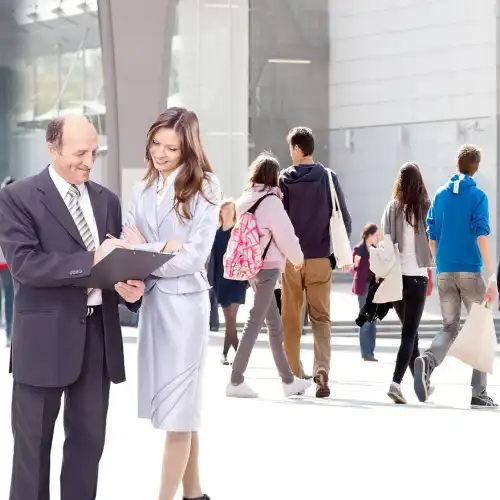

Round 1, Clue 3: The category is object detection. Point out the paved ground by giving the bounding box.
[1,330,499,500]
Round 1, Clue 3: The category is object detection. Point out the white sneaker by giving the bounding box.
[226,381,258,398]
[283,377,312,398]
[387,382,407,404]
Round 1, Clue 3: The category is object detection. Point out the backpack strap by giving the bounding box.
[246,193,276,260]
[262,236,273,261]
[246,193,276,214]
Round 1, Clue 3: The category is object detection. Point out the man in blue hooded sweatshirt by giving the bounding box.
[414,144,498,408]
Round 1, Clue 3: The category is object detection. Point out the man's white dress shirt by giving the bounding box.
[49,166,102,306]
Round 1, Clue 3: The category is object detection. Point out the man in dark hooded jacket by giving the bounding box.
[279,126,351,398]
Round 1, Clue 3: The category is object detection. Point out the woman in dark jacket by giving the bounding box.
[208,199,247,365]
[352,223,379,361]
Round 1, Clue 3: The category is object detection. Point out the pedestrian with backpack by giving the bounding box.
[224,152,311,398]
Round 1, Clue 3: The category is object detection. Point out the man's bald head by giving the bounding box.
[46,115,97,152]
[46,114,99,185]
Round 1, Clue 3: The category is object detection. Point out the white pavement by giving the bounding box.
[1,332,500,500]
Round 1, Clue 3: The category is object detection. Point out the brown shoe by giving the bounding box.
[363,356,378,362]
[313,369,330,398]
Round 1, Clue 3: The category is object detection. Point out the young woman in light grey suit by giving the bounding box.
[122,108,219,500]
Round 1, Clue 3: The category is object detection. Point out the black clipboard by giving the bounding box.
[81,248,175,290]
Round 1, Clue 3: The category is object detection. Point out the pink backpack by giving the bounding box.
[223,193,275,281]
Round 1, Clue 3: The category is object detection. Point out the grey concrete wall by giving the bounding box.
[329,0,497,128]
[329,0,498,258]
[330,119,497,241]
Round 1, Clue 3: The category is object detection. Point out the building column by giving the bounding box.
[97,0,177,207]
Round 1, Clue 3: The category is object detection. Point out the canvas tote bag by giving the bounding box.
[369,234,403,303]
[323,166,352,267]
[448,297,497,375]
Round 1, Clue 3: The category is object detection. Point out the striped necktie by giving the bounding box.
[67,185,96,251]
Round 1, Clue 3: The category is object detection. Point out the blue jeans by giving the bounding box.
[0,268,13,342]
[357,292,376,358]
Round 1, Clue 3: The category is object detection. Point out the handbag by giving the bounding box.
[323,167,352,268]
[369,235,403,303]
[448,286,497,374]
[369,234,398,278]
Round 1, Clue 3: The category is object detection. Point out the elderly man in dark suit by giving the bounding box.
[0,115,145,500]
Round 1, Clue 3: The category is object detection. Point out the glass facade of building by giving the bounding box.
[248,1,330,168]
[4,2,499,255]
[9,0,107,183]
[167,0,249,198]
[0,0,18,183]
[4,0,331,200]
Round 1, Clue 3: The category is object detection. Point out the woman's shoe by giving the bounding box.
[220,355,230,366]
[387,382,407,404]
[183,495,210,500]
[226,381,258,398]
[283,376,312,397]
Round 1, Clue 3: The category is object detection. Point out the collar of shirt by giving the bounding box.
[47,166,101,305]
[156,167,180,194]
[49,165,86,202]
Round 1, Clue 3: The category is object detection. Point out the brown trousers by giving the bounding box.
[282,258,332,377]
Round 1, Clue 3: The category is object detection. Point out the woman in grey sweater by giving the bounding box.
[381,163,434,404]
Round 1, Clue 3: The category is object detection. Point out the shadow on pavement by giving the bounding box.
[269,396,476,413]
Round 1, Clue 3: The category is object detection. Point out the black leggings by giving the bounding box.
[222,303,240,357]
[392,275,428,384]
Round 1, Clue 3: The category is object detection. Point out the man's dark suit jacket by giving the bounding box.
[0,167,140,388]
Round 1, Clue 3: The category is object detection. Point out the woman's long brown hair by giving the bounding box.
[392,162,430,233]
[247,151,280,190]
[143,107,214,220]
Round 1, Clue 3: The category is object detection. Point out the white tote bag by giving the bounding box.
[369,235,397,278]
[369,235,403,303]
[448,301,497,375]
[323,167,352,267]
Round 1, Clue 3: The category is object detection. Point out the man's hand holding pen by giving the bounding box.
[95,231,145,303]
[93,237,128,266]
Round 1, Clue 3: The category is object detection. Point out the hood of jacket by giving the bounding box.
[446,174,476,195]
[235,185,282,215]
[280,162,326,185]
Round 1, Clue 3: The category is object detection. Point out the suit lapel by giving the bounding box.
[143,183,158,233]
[157,183,176,228]
[37,167,86,248]
[86,181,107,244]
